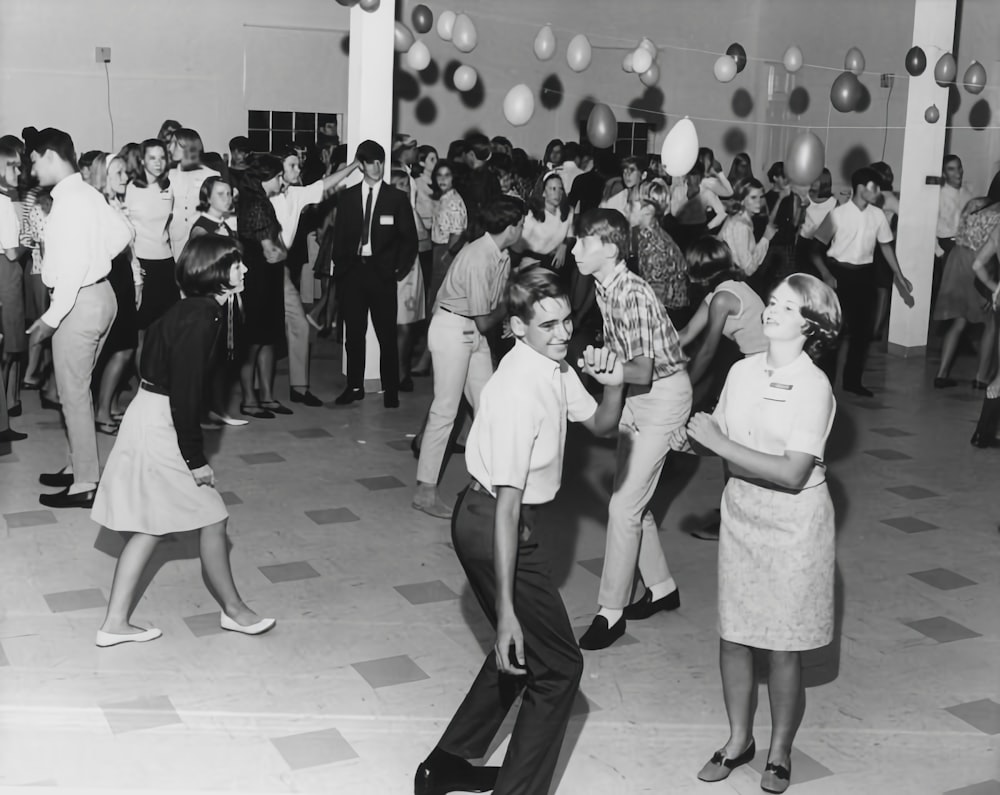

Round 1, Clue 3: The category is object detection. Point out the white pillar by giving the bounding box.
[342,2,395,389]
[889,0,957,356]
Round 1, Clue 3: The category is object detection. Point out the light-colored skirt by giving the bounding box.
[933,244,990,324]
[718,477,834,651]
[91,389,228,535]
[397,259,426,325]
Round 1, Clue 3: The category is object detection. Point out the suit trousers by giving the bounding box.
[339,264,399,396]
[416,310,493,484]
[282,268,311,389]
[51,281,117,484]
[598,371,692,609]
[827,260,875,390]
[438,486,583,795]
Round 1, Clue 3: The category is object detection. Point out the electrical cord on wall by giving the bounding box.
[104,61,115,151]
[881,78,893,160]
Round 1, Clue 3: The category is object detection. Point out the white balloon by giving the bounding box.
[566,34,592,72]
[503,84,535,126]
[783,44,803,73]
[453,64,478,91]
[631,47,653,75]
[534,25,556,61]
[436,9,456,41]
[638,37,657,57]
[622,52,635,73]
[713,54,738,83]
[406,40,431,71]
[661,117,699,178]
[451,13,477,53]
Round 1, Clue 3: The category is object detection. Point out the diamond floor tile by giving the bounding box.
[182,612,225,637]
[944,780,1000,795]
[908,568,977,590]
[394,580,460,605]
[239,452,286,465]
[886,485,940,499]
[99,695,182,735]
[290,427,332,439]
[258,561,321,583]
[3,510,58,528]
[945,699,1000,735]
[43,588,107,613]
[903,616,982,643]
[880,516,940,533]
[305,508,360,525]
[863,448,913,460]
[270,727,359,770]
[356,475,405,490]
[351,654,430,689]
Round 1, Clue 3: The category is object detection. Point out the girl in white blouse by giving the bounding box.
[518,172,573,271]
[718,178,777,280]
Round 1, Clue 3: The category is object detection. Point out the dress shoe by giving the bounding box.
[40,487,96,509]
[0,428,28,442]
[696,739,756,782]
[972,379,989,390]
[220,613,276,635]
[40,396,62,411]
[970,431,1000,448]
[21,380,41,391]
[843,384,874,397]
[208,411,248,427]
[410,435,421,459]
[578,614,626,650]
[290,389,323,407]
[412,496,453,520]
[240,403,275,419]
[39,469,73,488]
[259,400,293,415]
[95,626,163,648]
[334,387,364,405]
[761,760,791,793]
[384,393,400,409]
[934,376,958,388]
[8,402,21,417]
[414,749,499,795]
[623,588,680,620]
[399,376,415,393]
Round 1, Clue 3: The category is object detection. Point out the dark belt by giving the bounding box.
[139,379,169,396]
[48,275,107,296]
[439,305,472,320]
[827,258,871,271]
[732,475,825,495]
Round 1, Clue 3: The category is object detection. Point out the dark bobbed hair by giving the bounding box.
[543,138,564,163]
[431,160,457,196]
[507,265,568,322]
[728,152,754,183]
[527,171,570,222]
[729,177,766,215]
[942,154,962,170]
[851,166,881,190]
[355,139,385,164]
[173,128,204,154]
[766,161,785,181]
[778,274,843,360]
[488,152,512,176]
[869,161,894,190]
[686,237,744,290]
[229,135,251,154]
[30,128,77,168]
[197,176,231,212]
[578,208,629,262]
[0,143,20,162]
[467,137,491,163]
[130,139,170,189]
[245,153,283,184]
[480,196,525,235]
[157,119,181,141]
[176,234,243,297]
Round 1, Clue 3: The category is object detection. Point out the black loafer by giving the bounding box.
[933,376,957,388]
[334,388,364,405]
[40,396,62,411]
[414,749,499,795]
[399,376,415,392]
[39,469,74,488]
[697,738,756,782]
[623,588,680,620]
[970,431,1000,448]
[8,403,21,417]
[259,401,293,415]
[40,487,96,509]
[384,393,400,409]
[578,615,626,650]
[0,428,28,442]
[290,390,323,407]
[761,760,791,793]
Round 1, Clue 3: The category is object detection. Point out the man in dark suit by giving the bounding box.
[332,140,418,408]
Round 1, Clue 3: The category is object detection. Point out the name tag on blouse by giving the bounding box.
[379,215,393,225]
[765,382,793,402]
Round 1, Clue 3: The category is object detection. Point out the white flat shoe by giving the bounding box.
[208,411,249,427]
[220,613,276,635]
[95,627,163,648]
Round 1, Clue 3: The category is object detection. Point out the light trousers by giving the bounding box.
[416,310,493,485]
[51,281,117,484]
[283,268,311,389]
[598,371,692,609]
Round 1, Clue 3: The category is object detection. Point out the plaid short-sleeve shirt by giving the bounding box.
[595,264,687,381]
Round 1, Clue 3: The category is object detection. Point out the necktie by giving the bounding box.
[360,186,373,252]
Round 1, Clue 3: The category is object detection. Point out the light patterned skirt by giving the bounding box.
[718,477,835,651]
[91,389,228,536]
[397,259,427,325]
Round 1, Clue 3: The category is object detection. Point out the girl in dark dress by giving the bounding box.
[91,235,274,647]
[236,155,289,418]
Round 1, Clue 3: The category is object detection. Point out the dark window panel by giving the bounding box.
[633,140,648,156]
[271,130,293,150]
[272,111,293,130]
[248,109,269,128]
[247,130,270,152]
[295,112,316,131]
[617,122,631,139]
[294,132,316,147]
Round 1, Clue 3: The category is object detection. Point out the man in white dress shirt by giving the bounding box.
[28,129,131,508]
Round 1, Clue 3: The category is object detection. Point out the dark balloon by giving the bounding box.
[934,52,957,87]
[924,104,940,123]
[586,103,617,149]
[412,4,433,33]
[726,43,747,73]
[335,0,360,5]
[830,71,861,112]
[963,61,987,95]
[394,21,415,53]
[905,46,926,77]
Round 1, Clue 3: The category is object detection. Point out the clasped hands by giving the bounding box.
[577,345,623,386]
[668,411,726,454]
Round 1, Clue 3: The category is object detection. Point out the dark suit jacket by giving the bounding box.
[331,181,418,281]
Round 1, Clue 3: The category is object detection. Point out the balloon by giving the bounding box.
[566,34,592,72]
[586,104,617,149]
[503,84,535,126]
[785,131,825,186]
[661,117,699,178]
[640,62,660,87]
[411,4,433,33]
[638,37,658,59]
[726,42,747,73]
[452,13,477,53]
[534,25,556,61]
[453,64,478,91]
[924,104,940,123]
[844,46,865,76]
[632,47,653,75]
[934,52,957,86]
[394,21,415,53]
[406,40,431,71]
[905,46,926,77]
[358,0,379,9]
[964,61,987,94]
[335,0,359,5]
[830,71,861,112]
[783,45,803,73]
[622,52,635,73]
[436,10,456,41]
[714,55,738,83]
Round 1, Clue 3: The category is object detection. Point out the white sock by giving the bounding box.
[649,578,677,601]
[597,607,623,625]
[68,482,95,495]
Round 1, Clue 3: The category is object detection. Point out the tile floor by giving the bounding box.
[0,338,997,794]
